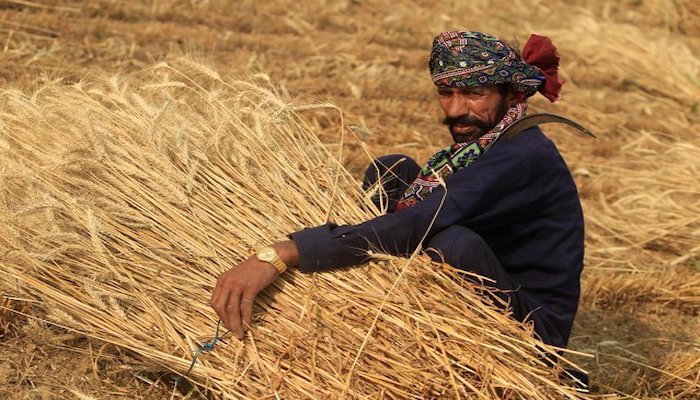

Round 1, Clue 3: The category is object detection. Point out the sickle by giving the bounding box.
[499,113,597,140]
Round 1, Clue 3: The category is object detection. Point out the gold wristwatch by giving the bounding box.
[256,246,287,274]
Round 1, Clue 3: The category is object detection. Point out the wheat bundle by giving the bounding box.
[657,349,700,398]
[0,59,585,398]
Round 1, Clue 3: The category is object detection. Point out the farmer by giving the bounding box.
[211,31,585,352]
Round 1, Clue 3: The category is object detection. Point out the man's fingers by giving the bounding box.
[210,259,280,340]
[225,292,244,339]
[211,291,228,327]
[241,294,255,333]
[210,273,229,317]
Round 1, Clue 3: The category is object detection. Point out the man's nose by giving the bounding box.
[444,96,471,118]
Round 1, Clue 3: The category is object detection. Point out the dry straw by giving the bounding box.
[657,349,700,398]
[0,58,588,398]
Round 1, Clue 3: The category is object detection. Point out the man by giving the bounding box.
[210,31,585,353]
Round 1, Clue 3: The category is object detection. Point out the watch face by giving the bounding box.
[258,247,275,260]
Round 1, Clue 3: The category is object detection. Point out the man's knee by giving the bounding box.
[374,154,411,167]
[363,154,417,187]
[426,225,492,268]
[425,225,515,294]
[363,154,420,213]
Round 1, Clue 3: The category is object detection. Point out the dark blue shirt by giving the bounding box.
[291,127,584,347]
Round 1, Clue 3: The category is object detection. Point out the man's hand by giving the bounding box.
[210,240,299,339]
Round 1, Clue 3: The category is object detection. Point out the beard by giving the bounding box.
[443,97,510,143]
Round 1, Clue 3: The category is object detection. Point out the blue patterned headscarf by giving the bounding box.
[429,31,563,102]
[394,31,566,212]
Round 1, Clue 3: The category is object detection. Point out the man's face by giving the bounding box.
[438,85,512,143]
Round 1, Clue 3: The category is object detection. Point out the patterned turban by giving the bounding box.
[429,31,564,102]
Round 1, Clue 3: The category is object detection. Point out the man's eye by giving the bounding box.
[438,90,452,97]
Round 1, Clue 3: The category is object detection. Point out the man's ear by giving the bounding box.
[505,88,527,107]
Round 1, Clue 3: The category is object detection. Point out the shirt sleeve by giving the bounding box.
[290,138,536,273]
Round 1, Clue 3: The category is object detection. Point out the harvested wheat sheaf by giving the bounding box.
[0,59,586,399]
[657,349,700,399]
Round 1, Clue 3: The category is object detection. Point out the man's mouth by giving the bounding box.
[450,124,477,134]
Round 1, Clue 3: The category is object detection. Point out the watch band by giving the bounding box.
[256,246,288,274]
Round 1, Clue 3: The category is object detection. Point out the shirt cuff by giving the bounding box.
[289,223,369,273]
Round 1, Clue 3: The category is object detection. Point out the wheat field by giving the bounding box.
[0,0,699,399]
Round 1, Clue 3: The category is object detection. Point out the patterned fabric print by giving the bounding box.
[429,31,545,97]
[394,103,527,212]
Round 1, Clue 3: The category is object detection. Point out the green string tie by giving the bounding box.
[175,320,226,385]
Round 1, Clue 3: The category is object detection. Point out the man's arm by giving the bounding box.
[290,137,536,273]
[211,131,540,337]
[210,240,299,338]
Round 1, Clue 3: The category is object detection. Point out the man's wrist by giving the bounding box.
[272,240,300,270]
[256,246,287,274]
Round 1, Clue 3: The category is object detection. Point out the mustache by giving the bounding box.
[442,115,489,130]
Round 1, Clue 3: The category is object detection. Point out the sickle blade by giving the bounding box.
[501,113,597,139]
